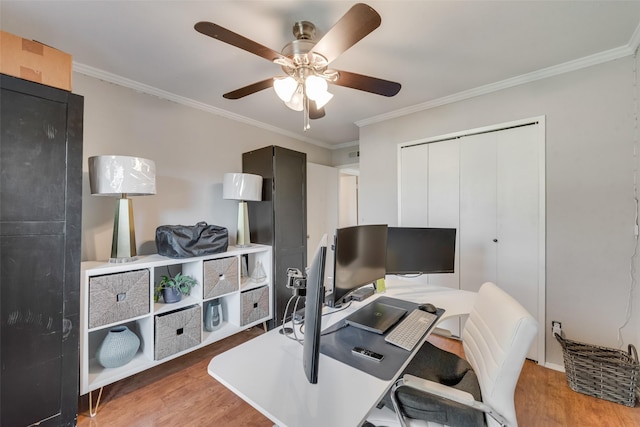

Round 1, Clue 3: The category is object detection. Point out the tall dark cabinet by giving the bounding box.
[243,146,307,330]
[0,74,83,426]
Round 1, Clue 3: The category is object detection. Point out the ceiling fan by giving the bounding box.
[194,3,401,130]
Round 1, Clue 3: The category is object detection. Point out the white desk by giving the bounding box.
[208,278,476,427]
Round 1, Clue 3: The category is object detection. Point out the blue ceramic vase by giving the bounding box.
[96,325,140,368]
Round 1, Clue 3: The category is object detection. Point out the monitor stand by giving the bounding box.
[351,287,375,301]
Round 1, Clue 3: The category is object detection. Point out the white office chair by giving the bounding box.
[366,282,538,427]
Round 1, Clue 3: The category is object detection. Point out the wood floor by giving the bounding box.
[77,328,640,427]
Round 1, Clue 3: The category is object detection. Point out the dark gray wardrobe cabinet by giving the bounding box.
[243,146,307,330]
[1,74,83,426]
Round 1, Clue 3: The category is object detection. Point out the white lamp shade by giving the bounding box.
[274,76,297,102]
[305,75,328,101]
[223,173,262,201]
[89,155,156,196]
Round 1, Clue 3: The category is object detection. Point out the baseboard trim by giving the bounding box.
[545,362,565,372]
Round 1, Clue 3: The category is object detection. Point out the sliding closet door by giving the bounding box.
[495,126,540,338]
[426,140,460,289]
[399,140,460,289]
[459,133,498,290]
[426,141,461,337]
[460,125,540,360]
[400,140,461,337]
[399,144,429,226]
[399,121,544,362]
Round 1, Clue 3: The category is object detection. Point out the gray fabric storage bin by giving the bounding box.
[89,269,150,328]
[203,257,238,298]
[241,286,269,326]
[154,305,201,360]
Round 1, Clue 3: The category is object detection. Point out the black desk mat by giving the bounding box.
[319,296,444,380]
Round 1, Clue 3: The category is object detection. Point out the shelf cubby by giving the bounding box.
[80,244,272,395]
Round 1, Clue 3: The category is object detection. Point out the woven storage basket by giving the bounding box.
[203,257,238,299]
[89,269,150,328]
[241,286,269,326]
[555,333,639,407]
[154,305,201,360]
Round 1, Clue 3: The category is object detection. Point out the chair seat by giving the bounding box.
[367,404,456,427]
[380,341,485,427]
[369,283,538,427]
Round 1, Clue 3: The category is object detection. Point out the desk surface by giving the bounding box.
[208,277,476,427]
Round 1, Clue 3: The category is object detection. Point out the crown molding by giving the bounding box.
[332,140,360,149]
[356,40,638,128]
[72,62,332,149]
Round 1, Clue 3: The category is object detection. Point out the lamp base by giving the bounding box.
[109,256,138,264]
[110,197,137,261]
[236,201,252,247]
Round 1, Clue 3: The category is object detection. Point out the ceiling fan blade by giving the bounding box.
[309,3,381,64]
[223,78,274,99]
[309,101,326,119]
[332,70,401,97]
[195,21,285,63]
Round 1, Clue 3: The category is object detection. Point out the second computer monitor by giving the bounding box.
[385,227,456,275]
[327,224,388,307]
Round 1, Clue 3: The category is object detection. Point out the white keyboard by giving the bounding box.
[384,309,437,351]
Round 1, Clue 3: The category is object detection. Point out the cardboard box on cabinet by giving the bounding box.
[0,30,72,91]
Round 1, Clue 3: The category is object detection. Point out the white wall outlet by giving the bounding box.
[552,321,562,336]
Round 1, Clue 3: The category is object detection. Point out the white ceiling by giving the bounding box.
[2,1,640,148]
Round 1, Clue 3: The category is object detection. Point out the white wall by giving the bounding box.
[307,162,339,258]
[339,174,358,227]
[75,72,331,262]
[358,56,639,366]
[331,145,360,166]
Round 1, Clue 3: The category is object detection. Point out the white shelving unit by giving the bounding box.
[80,244,272,397]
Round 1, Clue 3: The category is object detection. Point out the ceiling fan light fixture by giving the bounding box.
[285,84,304,111]
[197,4,401,133]
[305,75,328,101]
[274,76,298,102]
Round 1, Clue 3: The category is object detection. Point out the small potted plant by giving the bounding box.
[155,272,197,304]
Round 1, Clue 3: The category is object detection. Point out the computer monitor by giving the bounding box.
[326,224,388,307]
[385,227,456,275]
[303,235,327,384]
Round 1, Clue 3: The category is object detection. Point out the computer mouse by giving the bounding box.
[419,303,438,314]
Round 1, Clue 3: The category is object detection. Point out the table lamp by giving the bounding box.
[89,155,156,262]
[222,173,262,247]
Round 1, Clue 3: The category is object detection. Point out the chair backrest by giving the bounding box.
[461,282,538,427]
